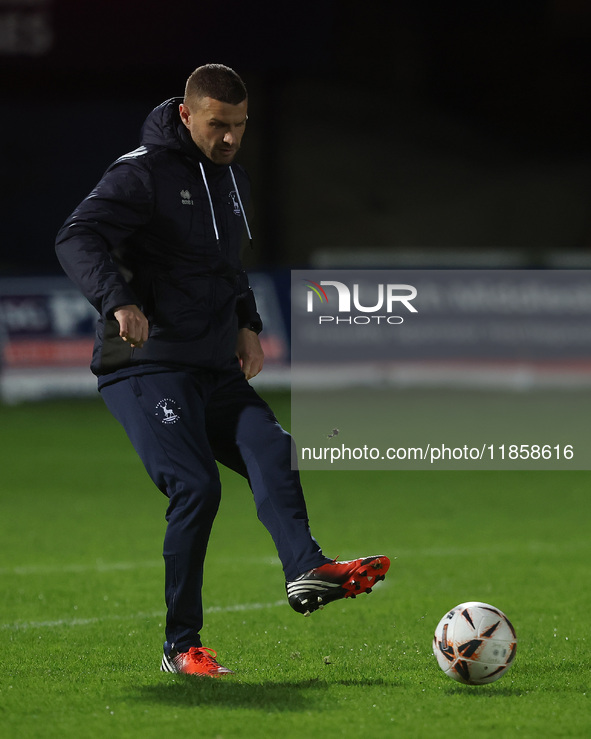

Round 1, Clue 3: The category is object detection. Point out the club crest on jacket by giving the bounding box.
[229,190,241,215]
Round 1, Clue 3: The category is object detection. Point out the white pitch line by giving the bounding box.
[4,540,588,579]
[1,600,288,632]
[0,561,163,577]
[0,556,281,578]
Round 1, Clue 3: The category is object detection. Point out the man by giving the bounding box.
[56,64,390,677]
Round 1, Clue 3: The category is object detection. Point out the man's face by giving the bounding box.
[179,96,248,165]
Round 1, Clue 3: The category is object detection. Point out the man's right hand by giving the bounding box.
[113,305,149,348]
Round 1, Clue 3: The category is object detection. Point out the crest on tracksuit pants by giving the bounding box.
[155,398,182,424]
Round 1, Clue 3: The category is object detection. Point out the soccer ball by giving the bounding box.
[432,601,517,685]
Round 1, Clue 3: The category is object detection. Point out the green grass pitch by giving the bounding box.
[1,392,589,738]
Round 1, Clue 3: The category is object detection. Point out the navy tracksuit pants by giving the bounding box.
[101,366,329,650]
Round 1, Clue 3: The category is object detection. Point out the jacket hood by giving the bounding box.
[141,97,187,149]
[140,97,227,175]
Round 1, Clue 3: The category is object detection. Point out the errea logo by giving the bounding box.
[180,189,193,205]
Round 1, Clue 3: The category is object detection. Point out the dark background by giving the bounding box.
[1,0,590,274]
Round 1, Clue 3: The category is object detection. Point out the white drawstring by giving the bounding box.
[229,166,253,243]
[199,163,253,247]
[199,162,220,243]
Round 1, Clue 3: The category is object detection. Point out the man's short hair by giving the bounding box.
[184,64,247,106]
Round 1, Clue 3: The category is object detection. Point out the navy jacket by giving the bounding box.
[55,98,262,385]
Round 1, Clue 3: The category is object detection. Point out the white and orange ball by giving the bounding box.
[433,601,517,685]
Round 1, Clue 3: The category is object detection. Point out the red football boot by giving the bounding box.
[160,645,234,676]
[286,555,390,616]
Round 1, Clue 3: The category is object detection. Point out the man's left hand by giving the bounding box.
[236,328,264,380]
